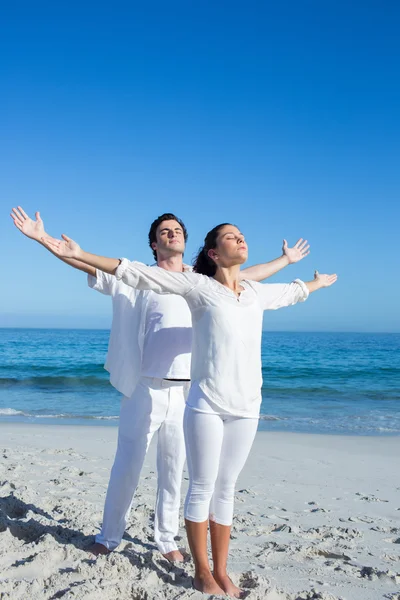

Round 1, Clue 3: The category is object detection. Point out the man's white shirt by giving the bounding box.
[141,292,191,380]
[88,265,192,398]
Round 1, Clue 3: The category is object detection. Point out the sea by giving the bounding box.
[0,328,399,436]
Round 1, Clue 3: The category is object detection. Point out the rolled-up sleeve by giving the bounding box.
[253,278,309,310]
[87,269,117,296]
[115,259,198,296]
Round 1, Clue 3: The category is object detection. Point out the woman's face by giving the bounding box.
[208,224,248,267]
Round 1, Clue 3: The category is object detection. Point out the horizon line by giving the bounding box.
[0,326,399,335]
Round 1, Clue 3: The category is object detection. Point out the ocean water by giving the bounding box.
[0,328,399,436]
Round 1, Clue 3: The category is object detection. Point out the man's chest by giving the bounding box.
[144,291,192,331]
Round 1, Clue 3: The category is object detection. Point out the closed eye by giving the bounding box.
[160,228,183,235]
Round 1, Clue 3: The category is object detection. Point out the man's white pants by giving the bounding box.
[95,377,188,554]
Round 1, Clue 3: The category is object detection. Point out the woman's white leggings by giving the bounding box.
[183,402,258,526]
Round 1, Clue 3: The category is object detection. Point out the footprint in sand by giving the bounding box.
[371,526,399,534]
[341,515,374,524]
[357,565,400,583]
[355,492,389,503]
[383,537,400,544]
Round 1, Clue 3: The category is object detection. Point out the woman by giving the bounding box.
[42,224,337,598]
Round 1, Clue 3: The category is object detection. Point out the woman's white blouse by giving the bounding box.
[116,259,309,418]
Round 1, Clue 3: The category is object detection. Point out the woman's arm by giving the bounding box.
[254,270,337,311]
[240,238,310,282]
[41,234,197,296]
[41,234,120,274]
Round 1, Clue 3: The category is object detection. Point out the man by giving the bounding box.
[11,206,310,562]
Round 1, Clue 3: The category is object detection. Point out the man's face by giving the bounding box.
[152,219,186,259]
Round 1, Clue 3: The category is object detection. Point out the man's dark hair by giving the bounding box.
[148,213,188,261]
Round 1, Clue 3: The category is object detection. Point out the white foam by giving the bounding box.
[259,414,284,421]
[0,408,26,416]
[0,408,119,420]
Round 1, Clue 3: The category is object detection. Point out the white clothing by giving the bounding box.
[141,291,192,379]
[88,266,192,396]
[89,267,192,554]
[88,270,145,397]
[186,382,257,416]
[95,377,189,554]
[183,403,258,526]
[115,260,309,418]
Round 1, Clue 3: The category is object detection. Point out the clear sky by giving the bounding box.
[1,2,399,331]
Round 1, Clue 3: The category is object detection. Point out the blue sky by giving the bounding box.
[1,2,399,331]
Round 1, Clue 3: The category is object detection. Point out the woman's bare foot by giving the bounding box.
[213,573,244,598]
[162,549,184,562]
[193,572,225,595]
[88,542,111,556]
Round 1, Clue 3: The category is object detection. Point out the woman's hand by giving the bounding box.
[305,270,338,293]
[41,234,81,259]
[313,270,337,288]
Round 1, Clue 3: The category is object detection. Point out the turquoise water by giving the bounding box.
[1,328,399,435]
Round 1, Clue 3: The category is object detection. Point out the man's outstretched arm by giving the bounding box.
[240,238,310,282]
[11,206,97,276]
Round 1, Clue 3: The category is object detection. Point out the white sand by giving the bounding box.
[0,423,399,600]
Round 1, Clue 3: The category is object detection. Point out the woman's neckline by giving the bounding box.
[210,277,248,300]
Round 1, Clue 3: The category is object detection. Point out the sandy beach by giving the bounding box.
[0,423,399,600]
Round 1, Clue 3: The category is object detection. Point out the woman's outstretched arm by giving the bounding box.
[254,270,337,311]
[42,234,121,273]
[41,234,197,296]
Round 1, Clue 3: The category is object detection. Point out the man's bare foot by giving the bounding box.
[88,542,111,556]
[162,549,185,562]
[214,573,244,598]
[193,573,225,595]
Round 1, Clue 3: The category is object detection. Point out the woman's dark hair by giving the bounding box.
[193,223,230,276]
[148,213,188,261]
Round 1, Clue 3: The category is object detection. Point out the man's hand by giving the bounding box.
[240,238,311,282]
[11,206,45,241]
[41,234,81,259]
[282,238,310,264]
[313,270,337,288]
